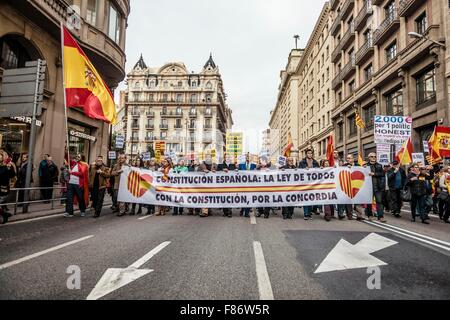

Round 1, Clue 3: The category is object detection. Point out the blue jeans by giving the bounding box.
[411,195,426,221]
[365,190,385,218]
[66,183,86,215]
[303,206,312,217]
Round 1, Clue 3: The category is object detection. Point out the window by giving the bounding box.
[385,1,396,20]
[191,80,198,87]
[108,2,121,44]
[163,81,169,88]
[386,42,397,63]
[205,107,212,115]
[162,106,167,115]
[416,68,436,105]
[386,89,403,116]
[364,29,373,45]
[206,94,212,103]
[162,94,168,102]
[176,94,183,102]
[348,115,357,137]
[322,115,325,128]
[364,64,373,82]
[175,119,182,128]
[206,81,212,89]
[176,107,182,115]
[348,80,356,95]
[177,81,183,87]
[363,105,375,130]
[0,37,32,69]
[416,12,427,35]
[149,80,156,88]
[86,0,98,25]
[161,132,167,139]
[149,94,154,102]
[337,122,344,142]
[190,94,197,103]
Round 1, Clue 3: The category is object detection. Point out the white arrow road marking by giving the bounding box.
[314,233,398,274]
[250,211,257,225]
[87,241,171,300]
[253,241,274,300]
[0,235,94,271]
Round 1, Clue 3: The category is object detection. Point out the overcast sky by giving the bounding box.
[117,0,328,153]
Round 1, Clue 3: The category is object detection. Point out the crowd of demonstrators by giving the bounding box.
[2,147,450,227]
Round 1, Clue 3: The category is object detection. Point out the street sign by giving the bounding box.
[374,115,412,144]
[0,60,46,117]
[115,135,125,149]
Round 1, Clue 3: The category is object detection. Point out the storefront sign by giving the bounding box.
[10,116,42,127]
[374,115,412,144]
[69,129,96,142]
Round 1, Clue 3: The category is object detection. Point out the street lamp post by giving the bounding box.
[408,32,446,49]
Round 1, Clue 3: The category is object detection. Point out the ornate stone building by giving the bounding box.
[0,0,130,171]
[117,54,233,160]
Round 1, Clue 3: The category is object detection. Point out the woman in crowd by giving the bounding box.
[256,156,273,219]
[172,158,189,215]
[144,158,159,215]
[156,157,172,216]
[407,163,431,224]
[321,159,335,222]
[0,150,16,224]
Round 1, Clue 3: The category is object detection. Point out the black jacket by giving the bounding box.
[217,162,237,171]
[407,172,430,196]
[40,162,59,184]
[367,162,385,192]
[281,164,297,170]
[0,164,16,194]
[386,167,407,190]
[298,158,320,169]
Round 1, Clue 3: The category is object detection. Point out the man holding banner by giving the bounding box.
[386,160,407,218]
[365,153,387,223]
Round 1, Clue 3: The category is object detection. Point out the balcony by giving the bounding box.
[160,124,169,130]
[331,13,342,36]
[189,111,198,118]
[145,124,154,129]
[341,0,355,21]
[373,10,400,46]
[341,22,355,51]
[164,110,183,118]
[204,111,213,118]
[330,0,340,10]
[188,124,197,130]
[145,137,155,142]
[355,1,373,32]
[174,124,183,129]
[399,0,422,17]
[131,112,140,117]
[331,43,343,63]
[130,137,139,143]
[341,57,356,81]
[131,124,139,129]
[146,111,155,117]
[332,71,343,90]
[355,38,374,65]
[204,124,213,130]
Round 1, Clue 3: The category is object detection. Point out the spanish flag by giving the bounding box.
[326,135,335,167]
[62,25,117,124]
[283,133,294,157]
[396,137,413,165]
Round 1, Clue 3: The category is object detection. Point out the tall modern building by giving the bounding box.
[0,0,130,172]
[330,0,450,158]
[117,54,233,160]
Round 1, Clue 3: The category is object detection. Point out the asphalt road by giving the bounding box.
[0,207,449,300]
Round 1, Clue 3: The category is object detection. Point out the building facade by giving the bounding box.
[269,49,303,160]
[261,128,270,155]
[296,3,334,159]
[0,0,130,172]
[330,0,450,159]
[117,55,233,160]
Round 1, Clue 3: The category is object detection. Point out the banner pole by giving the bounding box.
[60,21,71,168]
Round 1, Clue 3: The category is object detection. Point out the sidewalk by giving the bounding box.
[5,196,113,224]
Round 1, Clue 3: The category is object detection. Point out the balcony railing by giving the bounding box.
[330,0,340,10]
[373,9,400,46]
[341,0,355,21]
[160,124,169,130]
[174,124,183,129]
[332,71,343,90]
[204,124,213,130]
[145,124,154,129]
[355,38,374,65]
[130,137,139,142]
[341,22,355,50]
[399,0,422,17]
[145,137,155,142]
[189,111,197,117]
[355,0,373,31]
[131,124,139,129]
[188,124,196,130]
[331,42,343,63]
[204,111,213,117]
[146,111,155,117]
[131,111,140,117]
[341,56,356,81]
[331,12,342,36]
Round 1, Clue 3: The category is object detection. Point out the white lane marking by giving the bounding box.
[0,213,63,226]
[87,241,171,300]
[250,211,257,225]
[253,241,274,300]
[362,220,450,252]
[400,209,440,219]
[129,241,171,269]
[138,215,152,220]
[368,220,450,247]
[0,235,94,271]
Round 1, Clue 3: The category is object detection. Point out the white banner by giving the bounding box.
[118,167,373,208]
[374,115,412,144]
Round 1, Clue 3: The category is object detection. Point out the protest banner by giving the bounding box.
[412,153,425,165]
[118,167,373,208]
[108,151,116,160]
[277,156,287,167]
[142,152,151,161]
[376,144,391,166]
[374,115,412,144]
[115,135,125,149]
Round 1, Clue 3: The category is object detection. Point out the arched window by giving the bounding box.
[0,34,41,69]
[206,81,212,89]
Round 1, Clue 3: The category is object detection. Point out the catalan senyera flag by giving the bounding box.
[428,126,443,164]
[396,137,413,165]
[354,109,366,129]
[283,133,294,157]
[62,25,117,124]
[326,135,335,167]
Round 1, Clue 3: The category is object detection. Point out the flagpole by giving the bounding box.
[60,21,71,168]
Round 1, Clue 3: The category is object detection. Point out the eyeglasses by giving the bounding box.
[369,156,376,158]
